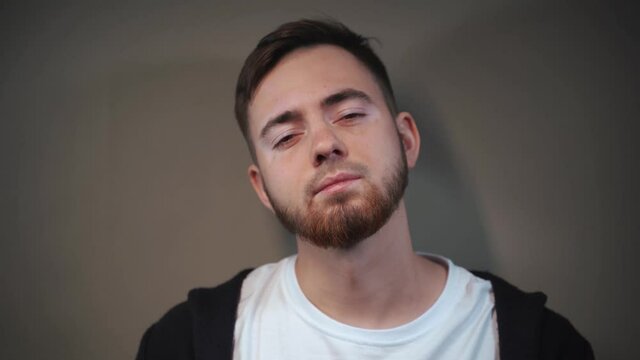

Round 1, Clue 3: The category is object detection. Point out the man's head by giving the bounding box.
[235,19,399,158]
[235,19,420,249]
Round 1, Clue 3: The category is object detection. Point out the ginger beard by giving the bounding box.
[262,138,409,250]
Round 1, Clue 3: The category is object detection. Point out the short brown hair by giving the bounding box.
[234,19,398,158]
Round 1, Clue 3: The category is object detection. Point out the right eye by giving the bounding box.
[274,133,298,149]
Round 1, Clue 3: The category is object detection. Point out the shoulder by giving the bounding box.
[135,268,253,360]
[136,301,193,360]
[472,271,594,359]
[538,307,595,359]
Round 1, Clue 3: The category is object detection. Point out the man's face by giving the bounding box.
[246,45,419,249]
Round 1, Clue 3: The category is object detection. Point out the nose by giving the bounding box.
[310,123,347,167]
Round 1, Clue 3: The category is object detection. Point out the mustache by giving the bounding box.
[305,161,369,197]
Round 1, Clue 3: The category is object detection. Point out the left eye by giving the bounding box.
[340,112,365,121]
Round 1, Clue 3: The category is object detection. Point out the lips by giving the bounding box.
[313,173,362,195]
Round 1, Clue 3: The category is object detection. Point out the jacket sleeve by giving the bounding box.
[539,308,595,359]
[135,324,152,360]
[135,268,253,360]
[135,302,195,360]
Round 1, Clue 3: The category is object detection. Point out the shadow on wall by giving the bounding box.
[400,85,494,272]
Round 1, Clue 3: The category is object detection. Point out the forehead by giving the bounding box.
[247,45,386,137]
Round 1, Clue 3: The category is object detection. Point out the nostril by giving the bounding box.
[314,148,344,167]
[315,153,327,166]
[328,148,345,160]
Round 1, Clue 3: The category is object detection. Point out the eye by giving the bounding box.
[343,112,364,119]
[273,133,299,149]
[337,112,366,123]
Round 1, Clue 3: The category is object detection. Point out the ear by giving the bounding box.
[248,164,274,211]
[394,112,421,168]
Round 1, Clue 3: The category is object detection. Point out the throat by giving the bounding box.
[294,252,447,329]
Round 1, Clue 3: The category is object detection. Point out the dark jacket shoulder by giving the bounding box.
[136,269,252,360]
[473,271,594,359]
[136,301,193,360]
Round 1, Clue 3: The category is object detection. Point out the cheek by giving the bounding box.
[362,134,403,179]
[261,165,306,200]
[357,127,401,160]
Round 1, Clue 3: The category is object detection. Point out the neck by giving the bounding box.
[294,200,447,329]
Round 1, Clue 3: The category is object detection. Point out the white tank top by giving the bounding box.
[233,254,498,359]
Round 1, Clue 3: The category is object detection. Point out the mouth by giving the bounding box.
[313,173,362,196]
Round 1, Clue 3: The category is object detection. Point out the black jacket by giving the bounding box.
[136,269,594,359]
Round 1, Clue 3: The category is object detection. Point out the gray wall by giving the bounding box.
[1,0,638,359]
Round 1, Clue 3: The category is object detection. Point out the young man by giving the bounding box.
[136,19,593,359]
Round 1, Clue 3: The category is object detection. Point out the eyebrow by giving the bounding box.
[322,88,372,108]
[258,88,372,140]
[259,110,302,140]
